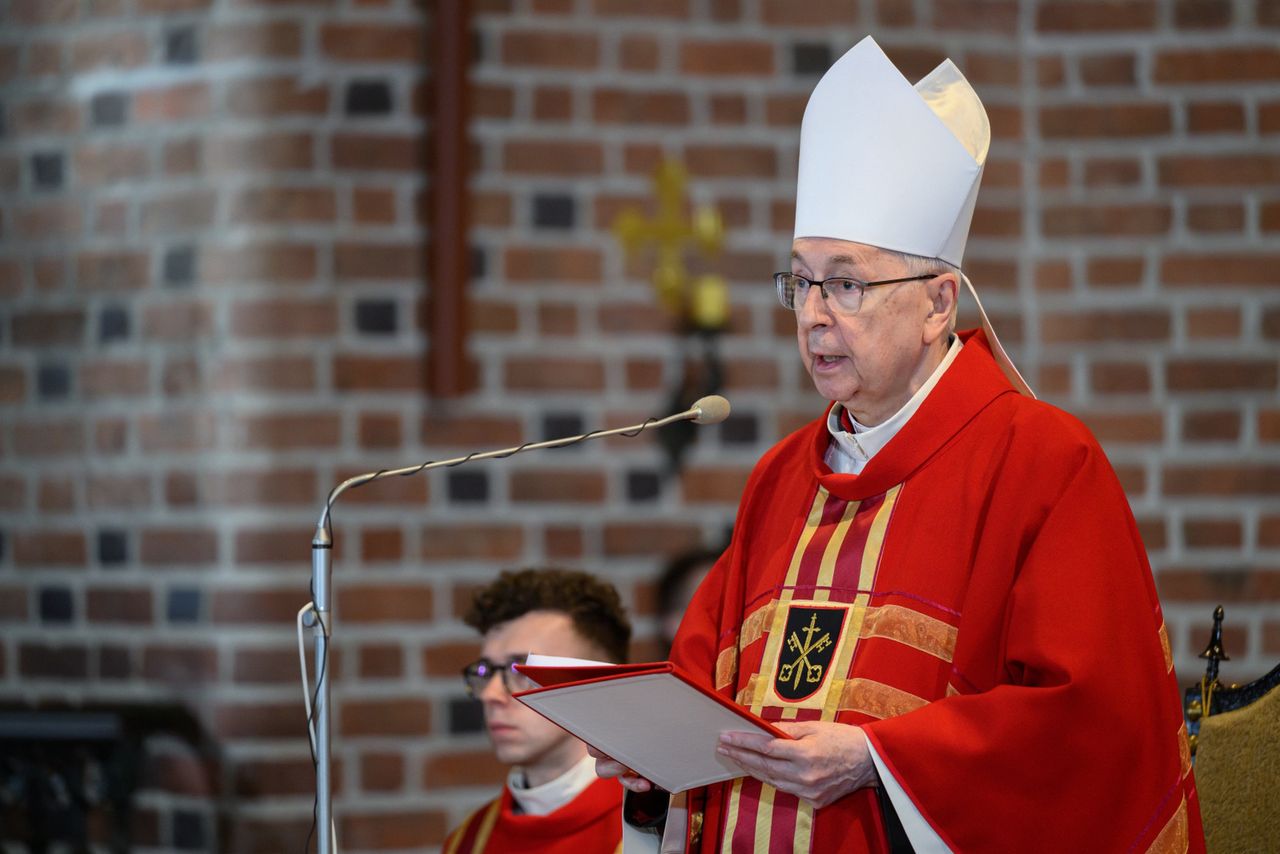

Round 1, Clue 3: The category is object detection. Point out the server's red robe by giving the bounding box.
[443,776,623,854]
[670,329,1202,853]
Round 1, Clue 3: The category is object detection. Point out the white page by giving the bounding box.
[516,671,776,793]
[525,652,613,670]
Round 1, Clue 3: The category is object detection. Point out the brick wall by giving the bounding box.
[1,0,1277,851]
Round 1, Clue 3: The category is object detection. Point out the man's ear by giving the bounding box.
[923,274,958,344]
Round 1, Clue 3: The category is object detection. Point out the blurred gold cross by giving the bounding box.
[613,161,728,331]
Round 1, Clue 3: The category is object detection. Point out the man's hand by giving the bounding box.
[716,721,878,808]
[586,743,656,793]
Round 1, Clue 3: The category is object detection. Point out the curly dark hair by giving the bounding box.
[463,567,632,664]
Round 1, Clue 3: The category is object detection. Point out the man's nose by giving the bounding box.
[478,674,510,704]
[796,283,831,327]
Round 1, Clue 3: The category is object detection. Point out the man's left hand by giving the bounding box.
[716,721,878,808]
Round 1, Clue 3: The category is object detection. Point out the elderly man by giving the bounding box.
[596,37,1202,853]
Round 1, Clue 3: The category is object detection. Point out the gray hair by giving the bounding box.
[880,248,963,332]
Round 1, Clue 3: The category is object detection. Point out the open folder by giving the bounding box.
[513,658,790,793]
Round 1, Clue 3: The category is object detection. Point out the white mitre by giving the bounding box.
[794,36,1034,397]
[794,36,987,265]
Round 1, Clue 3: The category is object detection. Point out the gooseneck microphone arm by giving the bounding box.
[305,395,730,853]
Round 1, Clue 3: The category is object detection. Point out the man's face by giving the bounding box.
[477,610,603,785]
[792,237,946,426]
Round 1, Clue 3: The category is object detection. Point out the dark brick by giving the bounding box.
[37,363,72,400]
[542,413,584,443]
[469,245,486,279]
[447,471,489,503]
[165,26,199,65]
[627,469,661,502]
[448,696,485,734]
[345,80,393,116]
[97,529,128,566]
[99,305,130,343]
[39,587,73,623]
[355,299,397,334]
[721,413,759,445]
[792,42,833,75]
[163,245,197,287]
[90,91,129,127]
[167,588,201,623]
[173,810,206,850]
[532,193,575,229]
[31,151,64,190]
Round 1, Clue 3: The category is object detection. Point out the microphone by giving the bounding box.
[302,393,728,852]
[316,394,731,530]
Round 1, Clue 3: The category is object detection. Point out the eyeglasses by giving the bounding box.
[461,654,536,697]
[774,272,939,314]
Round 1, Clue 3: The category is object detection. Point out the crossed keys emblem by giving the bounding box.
[778,612,834,693]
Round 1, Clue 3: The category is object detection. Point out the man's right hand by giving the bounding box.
[586,744,656,792]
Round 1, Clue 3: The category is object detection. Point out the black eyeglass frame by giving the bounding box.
[461,654,533,697]
[774,272,940,313]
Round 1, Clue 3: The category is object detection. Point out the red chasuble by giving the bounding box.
[670,329,1202,854]
[443,776,623,854]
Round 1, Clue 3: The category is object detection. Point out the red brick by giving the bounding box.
[207,20,302,60]
[11,0,78,23]
[233,648,298,685]
[593,88,687,125]
[86,474,151,509]
[1187,203,1244,233]
[504,140,603,175]
[1155,47,1280,83]
[1037,55,1066,87]
[421,525,523,560]
[1043,204,1171,237]
[230,298,337,338]
[38,477,76,514]
[359,413,402,449]
[420,414,521,447]
[134,83,210,122]
[332,134,419,172]
[341,698,431,737]
[12,309,84,347]
[0,365,24,403]
[234,524,317,563]
[361,753,405,792]
[360,528,403,562]
[212,702,305,740]
[1174,0,1232,27]
[214,356,315,393]
[1187,102,1246,134]
[81,359,150,399]
[510,470,606,503]
[502,30,599,68]
[0,476,26,512]
[711,93,748,124]
[681,466,750,502]
[339,809,446,850]
[1158,568,1280,601]
[87,587,152,623]
[686,144,776,177]
[619,35,660,71]
[1182,410,1240,442]
[1184,519,1243,548]
[1090,362,1150,394]
[75,251,147,292]
[1041,310,1170,343]
[1158,155,1280,187]
[143,645,219,681]
[1037,1,1156,30]
[603,522,701,556]
[13,420,84,456]
[204,242,317,283]
[139,412,216,452]
[13,531,86,567]
[236,412,340,450]
[1078,411,1163,443]
[226,75,328,118]
[505,357,604,391]
[320,23,424,62]
[211,588,303,624]
[352,188,396,224]
[0,585,28,621]
[140,527,219,566]
[504,245,602,282]
[334,242,421,279]
[15,201,83,240]
[12,98,79,135]
[1160,253,1280,287]
[1164,465,1280,496]
[1259,409,1280,442]
[1079,53,1136,86]
[340,585,433,623]
[1168,359,1276,392]
[231,186,336,224]
[357,643,403,679]
[333,355,423,391]
[1185,307,1241,339]
[679,39,774,75]
[206,133,314,173]
[1040,104,1171,138]
[422,750,505,789]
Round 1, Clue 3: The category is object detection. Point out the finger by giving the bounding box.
[718,730,776,752]
[619,773,653,793]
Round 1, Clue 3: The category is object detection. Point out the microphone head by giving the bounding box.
[691,395,731,425]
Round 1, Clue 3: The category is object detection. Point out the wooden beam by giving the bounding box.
[426,0,471,397]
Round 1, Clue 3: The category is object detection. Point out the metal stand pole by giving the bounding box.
[312,525,333,854]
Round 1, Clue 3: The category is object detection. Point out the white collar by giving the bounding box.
[825,336,963,475]
[507,754,598,817]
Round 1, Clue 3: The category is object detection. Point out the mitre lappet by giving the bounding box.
[794,36,1033,397]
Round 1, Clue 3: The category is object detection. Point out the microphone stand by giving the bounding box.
[306,396,729,853]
